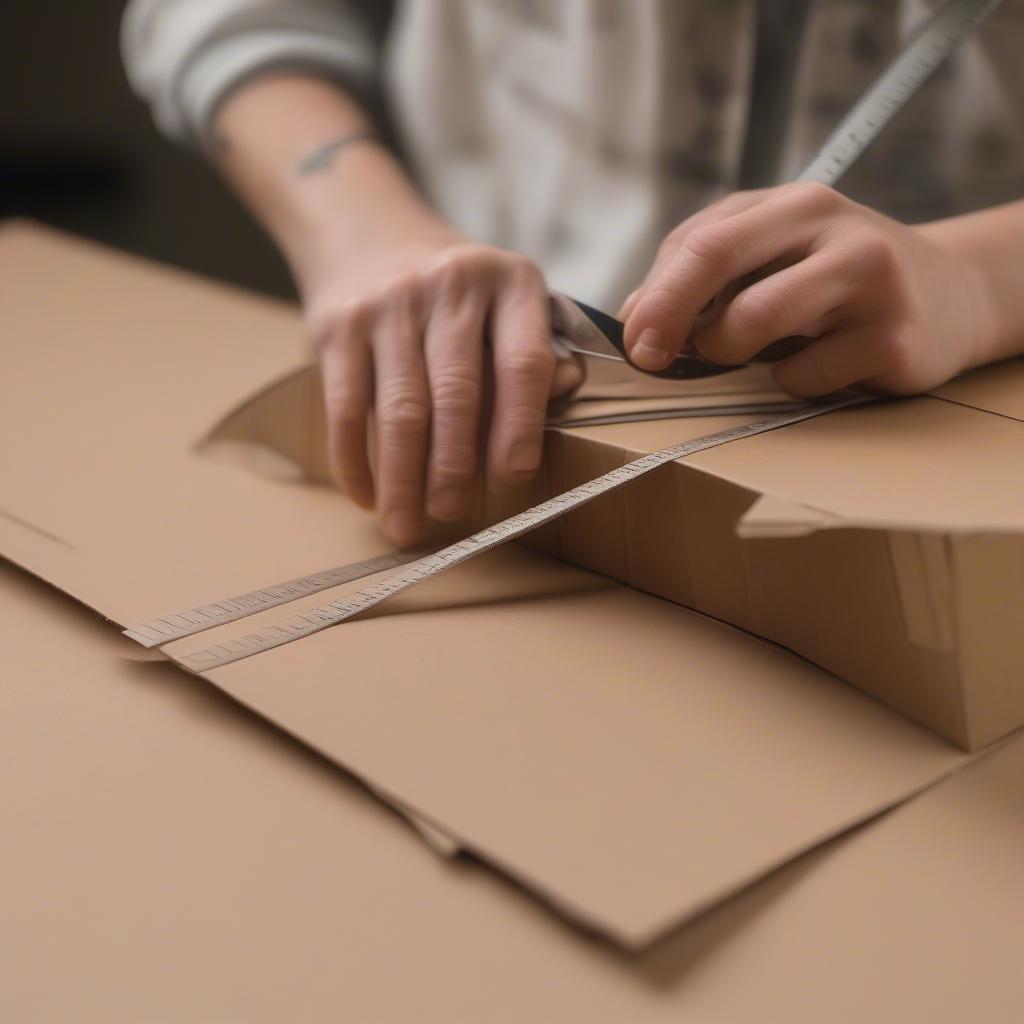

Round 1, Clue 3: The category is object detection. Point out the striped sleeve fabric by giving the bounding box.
[121,0,377,149]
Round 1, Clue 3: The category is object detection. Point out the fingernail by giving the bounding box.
[427,487,466,522]
[631,328,669,370]
[384,509,421,547]
[508,439,541,474]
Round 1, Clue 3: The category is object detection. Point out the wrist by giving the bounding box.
[918,207,1024,369]
[272,142,444,285]
[212,73,460,297]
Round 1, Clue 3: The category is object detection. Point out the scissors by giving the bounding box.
[549,293,735,381]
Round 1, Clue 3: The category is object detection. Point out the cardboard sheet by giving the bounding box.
[163,544,965,946]
[0,223,971,945]
[563,385,1024,534]
[3,560,1021,1022]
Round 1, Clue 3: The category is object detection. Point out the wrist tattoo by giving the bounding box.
[296,130,376,176]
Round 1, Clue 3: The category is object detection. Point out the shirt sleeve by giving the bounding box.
[121,0,378,150]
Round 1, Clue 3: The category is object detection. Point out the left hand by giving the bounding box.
[620,182,998,397]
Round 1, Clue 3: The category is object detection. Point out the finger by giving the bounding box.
[617,190,770,319]
[624,183,844,369]
[487,262,555,488]
[770,324,905,398]
[373,300,431,546]
[690,249,859,365]
[320,330,374,509]
[422,291,487,522]
[551,352,584,398]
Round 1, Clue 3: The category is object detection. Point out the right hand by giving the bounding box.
[305,233,582,547]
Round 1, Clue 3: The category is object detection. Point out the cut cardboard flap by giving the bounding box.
[0,222,969,947]
[737,494,848,539]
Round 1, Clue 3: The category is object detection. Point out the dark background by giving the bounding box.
[3,1,295,298]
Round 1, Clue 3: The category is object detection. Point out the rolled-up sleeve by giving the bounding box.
[121,0,377,149]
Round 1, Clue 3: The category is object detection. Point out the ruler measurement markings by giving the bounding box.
[175,397,869,670]
[124,547,433,646]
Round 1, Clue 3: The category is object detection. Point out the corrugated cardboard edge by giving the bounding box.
[953,534,1024,750]
[739,495,961,649]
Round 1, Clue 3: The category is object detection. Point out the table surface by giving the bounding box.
[3,558,1023,1024]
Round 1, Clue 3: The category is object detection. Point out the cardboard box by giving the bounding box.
[0,222,973,950]
[211,302,1024,753]
[531,367,1024,752]
[4,540,1023,1023]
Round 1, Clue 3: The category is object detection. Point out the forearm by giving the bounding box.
[920,200,1024,368]
[212,73,454,295]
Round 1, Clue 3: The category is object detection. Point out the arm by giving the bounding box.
[213,74,573,546]
[123,2,574,546]
[620,184,1024,397]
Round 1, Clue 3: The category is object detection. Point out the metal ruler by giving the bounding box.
[170,396,867,671]
[800,0,1003,186]
[127,0,1000,666]
[125,548,433,648]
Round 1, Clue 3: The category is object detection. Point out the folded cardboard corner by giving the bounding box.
[530,368,1024,751]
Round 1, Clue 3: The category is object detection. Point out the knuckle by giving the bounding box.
[854,232,899,274]
[502,345,555,382]
[636,278,692,324]
[432,366,479,401]
[500,408,544,442]
[423,247,482,294]
[378,273,423,315]
[663,220,693,250]
[322,375,368,424]
[379,385,430,437]
[431,440,476,478]
[430,370,479,416]
[730,289,789,341]
[502,251,544,288]
[681,226,734,271]
[307,299,374,347]
[784,180,843,213]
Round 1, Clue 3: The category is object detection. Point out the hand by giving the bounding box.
[305,231,581,546]
[620,182,999,397]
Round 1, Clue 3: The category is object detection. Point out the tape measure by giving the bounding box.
[800,0,1003,186]
[124,547,433,648]
[170,396,868,671]
[126,0,1000,666]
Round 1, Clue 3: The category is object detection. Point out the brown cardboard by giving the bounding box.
[4,559,1022,1022]
[219,360,1024,748]
[533,375,1024,749]
[0,222,969,947]
[160,545,964,947]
